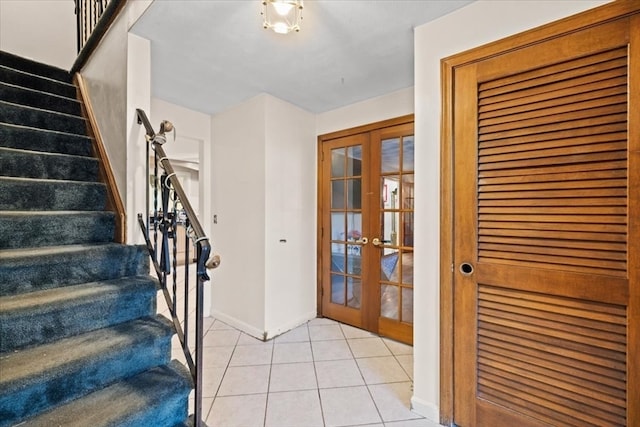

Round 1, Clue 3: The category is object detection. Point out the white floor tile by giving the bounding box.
[356,356,410,384]
[312,339,353,361]
[229,344,273,366]
[269,362,317,392]
[207,394,267,427]
[348,337,393,358]
[309,324,345,341]
[203,329,240,347]
[217,365,271,396]
[320,386,382,427]
[274,324,310,343]
[200,397,214,421]
[368,382,421,422]
[210,319,235,330]
[315,359,365,389]
[308,317,339,326]
[385,419,444,427]
[383,338,413,356]
[202,345,234,368]
[237,332,270,346]
[396,354,414,380]
[272,341,313,364]
[201,366,225,398]
[266,390,324,427]
[190,317,421,427]
[341,324,375,339]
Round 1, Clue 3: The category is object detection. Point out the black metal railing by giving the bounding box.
[74,0,110,52]
[72,0,125,73]
[136,108,219,427]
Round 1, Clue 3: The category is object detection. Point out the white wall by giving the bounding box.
[210,93,317,338]
[0,0,76,69]
[81,14,129,205]
[264,95,317,338]
[211,95,268,337]
[80,2,153,243]
[412,0,610,421]
[316,86,414,135]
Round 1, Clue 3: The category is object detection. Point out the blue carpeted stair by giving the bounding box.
[0,51,192,427]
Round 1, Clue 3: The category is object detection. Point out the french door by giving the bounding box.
[318,117,414,344]
[443,4,639,426]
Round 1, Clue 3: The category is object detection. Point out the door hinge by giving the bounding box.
[321,151,324,161]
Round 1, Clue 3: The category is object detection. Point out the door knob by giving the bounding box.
[371,237,387,247]
[354,237,368,245]
[372,238,393,246]
[459,262,474,275]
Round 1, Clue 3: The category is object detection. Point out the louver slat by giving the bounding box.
[477,47,628,278]
[478,285,627,427]
[475,46,628,426]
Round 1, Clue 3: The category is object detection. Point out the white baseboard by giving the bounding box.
[209,310,318,341]
[411,396,440,424]
[209,309,265,340]
[264,310,317,340]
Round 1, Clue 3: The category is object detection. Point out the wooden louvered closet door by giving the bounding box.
[451,11,639,427]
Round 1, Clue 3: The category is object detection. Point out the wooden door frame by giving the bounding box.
[316,114,415,319]
[439,1,640,425]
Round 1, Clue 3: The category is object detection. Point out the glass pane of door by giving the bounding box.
[329,144,364,312]
[379,134,414,327]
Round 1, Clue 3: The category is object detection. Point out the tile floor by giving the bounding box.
[189,317,442,427]
[158,266,442,427]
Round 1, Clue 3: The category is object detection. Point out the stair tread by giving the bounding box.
[18,361,192,427]
[0,65,76,98]
[0,210,115,250]
[0,274,157,314]
[0,175,101,184]
[0,243,149,297]
[0,100,86,135]
[0,176,106,211]
[0,315,172,386]
[0,122,93,157]
[0,146,98,181]
[0,51,72,83]
[0,209,111,216]
[0,275,158,352]
[0,145,95,162]
[0,81,81,115]
[0,242,120,260]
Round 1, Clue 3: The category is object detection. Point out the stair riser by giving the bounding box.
[0,213,115,249]
[0,123,93,157]
[118,395,189,427]
[0,66,76,98]
[0,178,106,211]
[0,245,149,297]
[0,83,81,116]
[0,51,72,83]
[0,148,99,181]
[0,101,86,135]
[0,318,173,426]
[0,282,158,352]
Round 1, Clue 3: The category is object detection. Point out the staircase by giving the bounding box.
[0,51,192,427]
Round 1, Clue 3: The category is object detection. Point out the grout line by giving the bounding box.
[308,320,328,427]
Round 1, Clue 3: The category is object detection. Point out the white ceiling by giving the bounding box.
[131,0,473,116]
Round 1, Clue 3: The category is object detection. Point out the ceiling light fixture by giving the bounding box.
[262,0,303,34]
